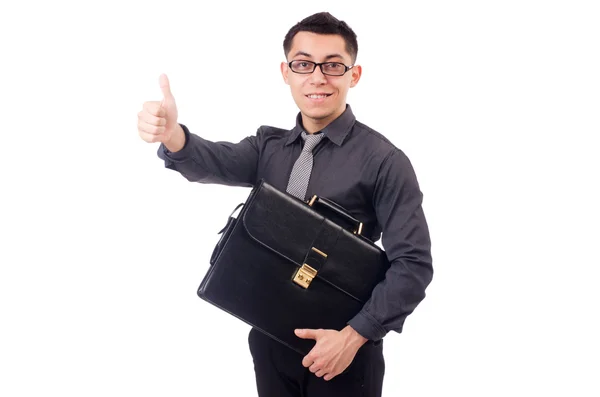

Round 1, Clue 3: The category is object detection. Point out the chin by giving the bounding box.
[302,106,335,120]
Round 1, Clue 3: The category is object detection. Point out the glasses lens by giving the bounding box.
[291,61,315,73]
[322,62,346,76]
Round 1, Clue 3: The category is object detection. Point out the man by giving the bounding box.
[138,11,433,397]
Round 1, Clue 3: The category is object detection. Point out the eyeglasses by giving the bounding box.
[288,60,353,76]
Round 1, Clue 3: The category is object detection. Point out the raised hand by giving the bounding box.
[138,74,185,152]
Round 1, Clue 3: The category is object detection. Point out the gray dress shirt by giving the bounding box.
[157,104,433,341]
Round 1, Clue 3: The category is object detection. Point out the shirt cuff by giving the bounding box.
[157,123,192,163]
[347,309,388,341]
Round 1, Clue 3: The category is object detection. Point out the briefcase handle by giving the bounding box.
[308,195,364,236]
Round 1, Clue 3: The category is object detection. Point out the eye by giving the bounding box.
[323,62,344,72]
[291,60,314,72]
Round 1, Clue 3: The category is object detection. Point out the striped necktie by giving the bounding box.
[286,131,324,201]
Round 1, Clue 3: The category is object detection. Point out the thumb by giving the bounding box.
[159,73,174,104]
[295,329,319,340]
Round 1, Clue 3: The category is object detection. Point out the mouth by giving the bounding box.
[305,93,332,101]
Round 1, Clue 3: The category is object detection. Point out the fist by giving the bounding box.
[138,74,179,144]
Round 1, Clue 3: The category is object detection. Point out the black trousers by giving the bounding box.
[248,328,385,397]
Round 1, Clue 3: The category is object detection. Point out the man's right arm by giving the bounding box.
[138,74,260,187]
[157,123,259,187]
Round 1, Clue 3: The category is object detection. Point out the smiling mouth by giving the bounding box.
[306,94,332,99]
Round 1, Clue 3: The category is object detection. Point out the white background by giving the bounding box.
[1,0,599,396]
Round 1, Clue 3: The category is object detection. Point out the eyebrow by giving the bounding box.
[292,51,345,61]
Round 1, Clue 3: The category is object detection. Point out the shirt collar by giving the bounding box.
[285,104,356,147]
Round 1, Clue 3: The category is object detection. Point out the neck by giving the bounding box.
[301,105,346,134]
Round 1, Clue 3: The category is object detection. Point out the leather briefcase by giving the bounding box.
[197,179,390,355]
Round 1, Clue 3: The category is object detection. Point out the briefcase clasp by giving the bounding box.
[293,263,318,289]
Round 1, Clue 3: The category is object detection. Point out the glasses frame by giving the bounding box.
[287,60,354,76]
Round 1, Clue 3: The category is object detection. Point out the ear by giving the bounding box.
[281,61,290,85]
[349,64,362,88]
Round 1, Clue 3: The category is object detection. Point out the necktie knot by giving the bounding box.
[301,132,324,152]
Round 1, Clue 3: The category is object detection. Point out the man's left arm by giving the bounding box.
[347,148,433,341]
[296,148,432,380]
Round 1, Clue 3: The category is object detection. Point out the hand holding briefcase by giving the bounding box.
[198,179,390,355]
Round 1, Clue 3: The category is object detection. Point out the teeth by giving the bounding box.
[308,94,328,99]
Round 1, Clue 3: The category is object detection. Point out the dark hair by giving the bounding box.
[283,12,358,63]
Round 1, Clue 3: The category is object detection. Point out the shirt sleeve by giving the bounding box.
[347,149,433,341]
[157,123,260,187]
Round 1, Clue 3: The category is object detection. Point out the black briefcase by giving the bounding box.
[197,179,390,355]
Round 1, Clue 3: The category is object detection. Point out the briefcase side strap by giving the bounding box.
[210,202,244,265]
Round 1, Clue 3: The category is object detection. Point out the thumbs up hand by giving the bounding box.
[138,74,185,152]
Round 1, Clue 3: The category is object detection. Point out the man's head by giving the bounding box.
[281,12,362,133]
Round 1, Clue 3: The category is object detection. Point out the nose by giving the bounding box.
[309,65,327,85]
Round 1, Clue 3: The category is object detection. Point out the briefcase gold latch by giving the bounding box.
[293,264,318,289]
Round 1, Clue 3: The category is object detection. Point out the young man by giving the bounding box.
[138,12,433,397]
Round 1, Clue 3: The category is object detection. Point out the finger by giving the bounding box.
[143,101,166,118]
[324,373,336,381]
[138,119,166,136]
[302,353,315,368]
[159,73,173,101]
[315,369,327,378]
[309,362,321,373]
[138,110,166,127]
[295,329,319,340]
[138,130,162,143]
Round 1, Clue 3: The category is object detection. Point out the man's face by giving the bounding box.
[281,32,361,130]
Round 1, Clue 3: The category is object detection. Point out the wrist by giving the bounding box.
[342,325,368,348]
[164,124,185,153]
